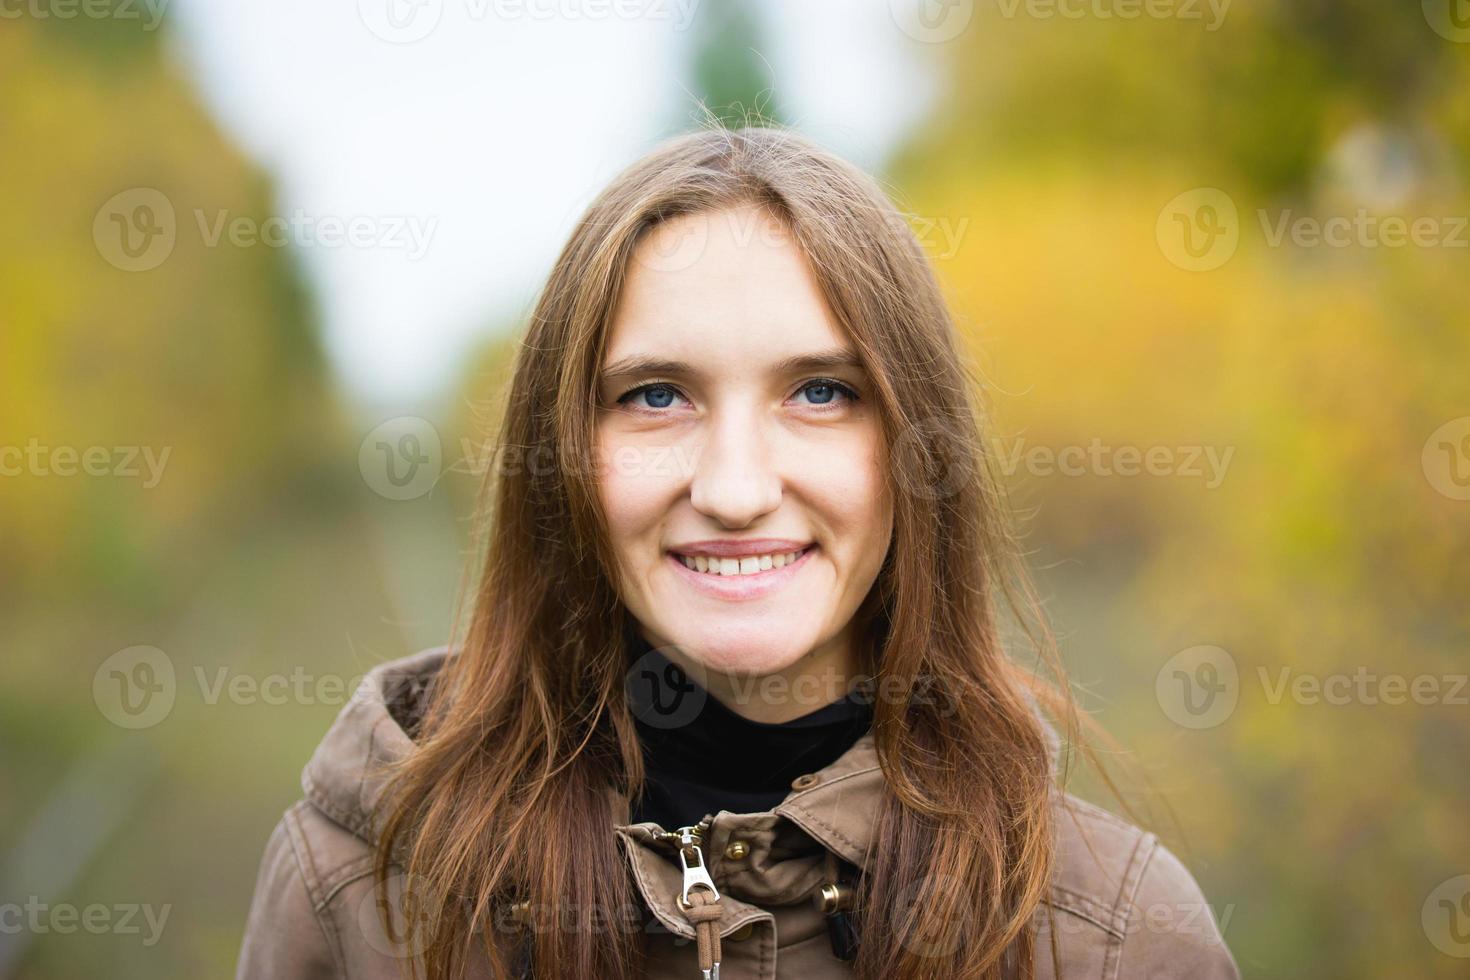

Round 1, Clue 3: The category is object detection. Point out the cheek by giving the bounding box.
[798,430,892,555]
[595,439,678,556]
[850,446,894,566]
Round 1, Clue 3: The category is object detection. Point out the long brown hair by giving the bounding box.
[375,123,1087,979]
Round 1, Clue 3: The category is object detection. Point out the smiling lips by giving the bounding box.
[673,546,811,576]
[665,541,816,598]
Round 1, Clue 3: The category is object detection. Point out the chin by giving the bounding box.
[665,624,813,678]
[697,644,804,679]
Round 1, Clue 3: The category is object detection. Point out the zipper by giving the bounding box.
[649,815,719,907]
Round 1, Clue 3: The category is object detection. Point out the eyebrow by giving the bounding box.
[599,346,865,384]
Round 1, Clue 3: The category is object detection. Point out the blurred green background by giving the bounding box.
[2,1,1468,977]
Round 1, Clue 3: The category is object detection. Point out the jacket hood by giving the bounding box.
[301,646,452,845]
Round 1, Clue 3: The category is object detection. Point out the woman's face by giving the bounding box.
[595,204,893,712]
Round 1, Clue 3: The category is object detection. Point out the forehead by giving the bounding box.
[603,206,850,367]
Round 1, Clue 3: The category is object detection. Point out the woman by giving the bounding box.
[237,125,1240,980]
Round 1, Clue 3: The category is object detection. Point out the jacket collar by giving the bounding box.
[303,646,1060,873]
[771,729,883,868]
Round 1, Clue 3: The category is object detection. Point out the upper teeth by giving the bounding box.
[678,549,807,575]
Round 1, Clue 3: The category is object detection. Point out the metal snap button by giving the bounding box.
[728,921,756,942]
[790,773,821,790]
[724,839,750,861]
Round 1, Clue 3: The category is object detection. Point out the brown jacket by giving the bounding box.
[237,647,1240,979]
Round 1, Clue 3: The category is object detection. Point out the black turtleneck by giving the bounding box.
[626,629,875,831]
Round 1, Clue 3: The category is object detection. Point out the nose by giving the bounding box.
[688,409,782,528]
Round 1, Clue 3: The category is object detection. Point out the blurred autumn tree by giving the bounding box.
[0,9,346,613]
[888,2,1470,977]
[1,11,364,977]
[676,0,785,130]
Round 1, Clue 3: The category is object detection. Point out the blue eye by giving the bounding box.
[615,378,859,412]
[796,379,859,407]
[618,383,685,410]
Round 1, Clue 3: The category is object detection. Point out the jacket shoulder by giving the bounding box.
[237,800,370,979]
[237,646,454,979]
[287,798,381,911]
[1039,794,1239,980]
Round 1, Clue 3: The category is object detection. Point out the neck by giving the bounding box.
[640,624,862,725]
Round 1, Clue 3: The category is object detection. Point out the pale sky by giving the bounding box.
[166,0,943,403]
